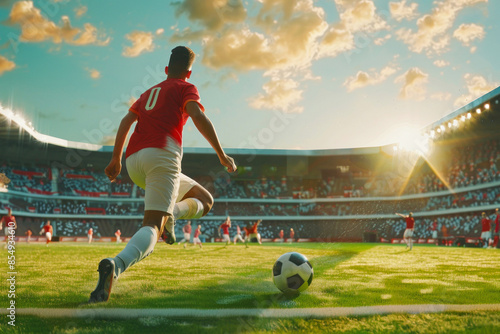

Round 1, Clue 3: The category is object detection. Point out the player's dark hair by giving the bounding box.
[168,46,195,76]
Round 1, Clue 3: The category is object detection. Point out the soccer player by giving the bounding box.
[430,219,438,245]
[494,209,499,248]
[26,229,32,243]
[1,207,16,248]
[233,224,244,244]
[193,224,202,249]
[244,219,262,247]
[89,46,236,303]
[218,216,231,246]
[88,228,93,244]
[115,229,122,243]
[289,228,295,244]
[279,229,284,243]
[40,220,53,246]
[396,212,414,250]
[480,212,492,248]
[178,220,192,248]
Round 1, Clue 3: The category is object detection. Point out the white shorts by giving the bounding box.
[127,142,201,214]
[222,234,230,242]
[432,231,438,239]
[45,232,52,241]
[403,229,413,238]
[183,233,191,241]
[481,231,492,239]
[193,237,201,243]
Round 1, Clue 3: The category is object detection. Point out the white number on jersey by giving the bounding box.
[145,87,161,111]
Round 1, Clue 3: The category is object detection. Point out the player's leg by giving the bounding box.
[257,233,262,245]
[174,174,214,220]
[90,148,180,303]
[408,230,413,250]
[403,229,409,248]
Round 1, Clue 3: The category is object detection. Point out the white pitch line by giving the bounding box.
[2,304,500,319]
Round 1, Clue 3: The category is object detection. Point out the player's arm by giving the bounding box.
[185,102,236,173]
[105,111,138,182]
[395,213,406,218]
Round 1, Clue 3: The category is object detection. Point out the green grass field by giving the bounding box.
[1,242,500,333]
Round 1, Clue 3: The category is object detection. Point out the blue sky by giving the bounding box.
[0,0,498,150]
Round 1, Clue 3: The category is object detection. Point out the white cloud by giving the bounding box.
[0,55,15,75]
[344,65,398,92]
[431,92,452,101]
[453,23,485,46]
[454,74,499,107]
[122,31,155,57]
[389,0,418,22]
[8,1,109,46]
[433,60,450,67]
[249,77,303,113]
[86,68,100,79]
[156,28,164,35]
[395,0,487,55]
[336,0,389,33]
[75,5,87,18]
[374,34,391,46]
[395,67,429,100]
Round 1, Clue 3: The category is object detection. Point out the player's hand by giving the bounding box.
[219,154,237,173]
[105,158,122,182]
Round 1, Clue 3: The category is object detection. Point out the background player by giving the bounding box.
[480,212,492,248]
[396,212,415,250]
[193,225,202,249]
[88,228,93,244]
[279,229,284,243]
[218,216,231,246]
[40,220,53,246]
[289,228,295,244]
[26,229,32,243]
[115,229,122,243]
[178,220,192,248]
[233,224,244,245]
[90,46,236,303]
[1,207,16,248]
[244,219,262,247]
[494,208,499,248]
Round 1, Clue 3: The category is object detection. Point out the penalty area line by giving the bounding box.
[2,304,500,319]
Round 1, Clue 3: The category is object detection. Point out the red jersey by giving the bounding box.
[183,224,192,234]
[220,222,230,235]
[88,229,93,236]
[194,229,201,238]
[26,230,32,236]
[1,215,15,229]
[247,223,259,234]
[290,230,295,238]
[431,221,437,231]
[236,225,241,234]
[126,78,204,158]
[279,230,284,238]
[115,230,121,236]
[43,225,53,234]
[405,217,415,229]
[482,218,491,232]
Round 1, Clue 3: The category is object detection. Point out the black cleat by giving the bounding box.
[89,258,115,303]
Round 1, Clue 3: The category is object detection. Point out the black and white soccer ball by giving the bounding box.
[272,252,313,294]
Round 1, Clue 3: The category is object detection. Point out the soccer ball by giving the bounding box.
[272,252,313,294]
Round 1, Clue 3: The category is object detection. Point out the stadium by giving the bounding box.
[1,1,500,333]
[1,86,500,333]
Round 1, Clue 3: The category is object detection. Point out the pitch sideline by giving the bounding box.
[3,304,500,319]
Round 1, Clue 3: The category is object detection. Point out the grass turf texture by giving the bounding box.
[1,243,499,333]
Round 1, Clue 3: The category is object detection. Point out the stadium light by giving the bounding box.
[484,103,490,109]
[467,113,471,119]
[430,130,435,138]
[461,115,466,121]
[440,125,445,131]
[448,122,452,128]
[453,119,458,127]
[476,108,482,114]
[437,128,441,133]
[393,145,398,151]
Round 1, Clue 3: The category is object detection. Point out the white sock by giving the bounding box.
[174,198,204,219]
[114,226,157,278]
